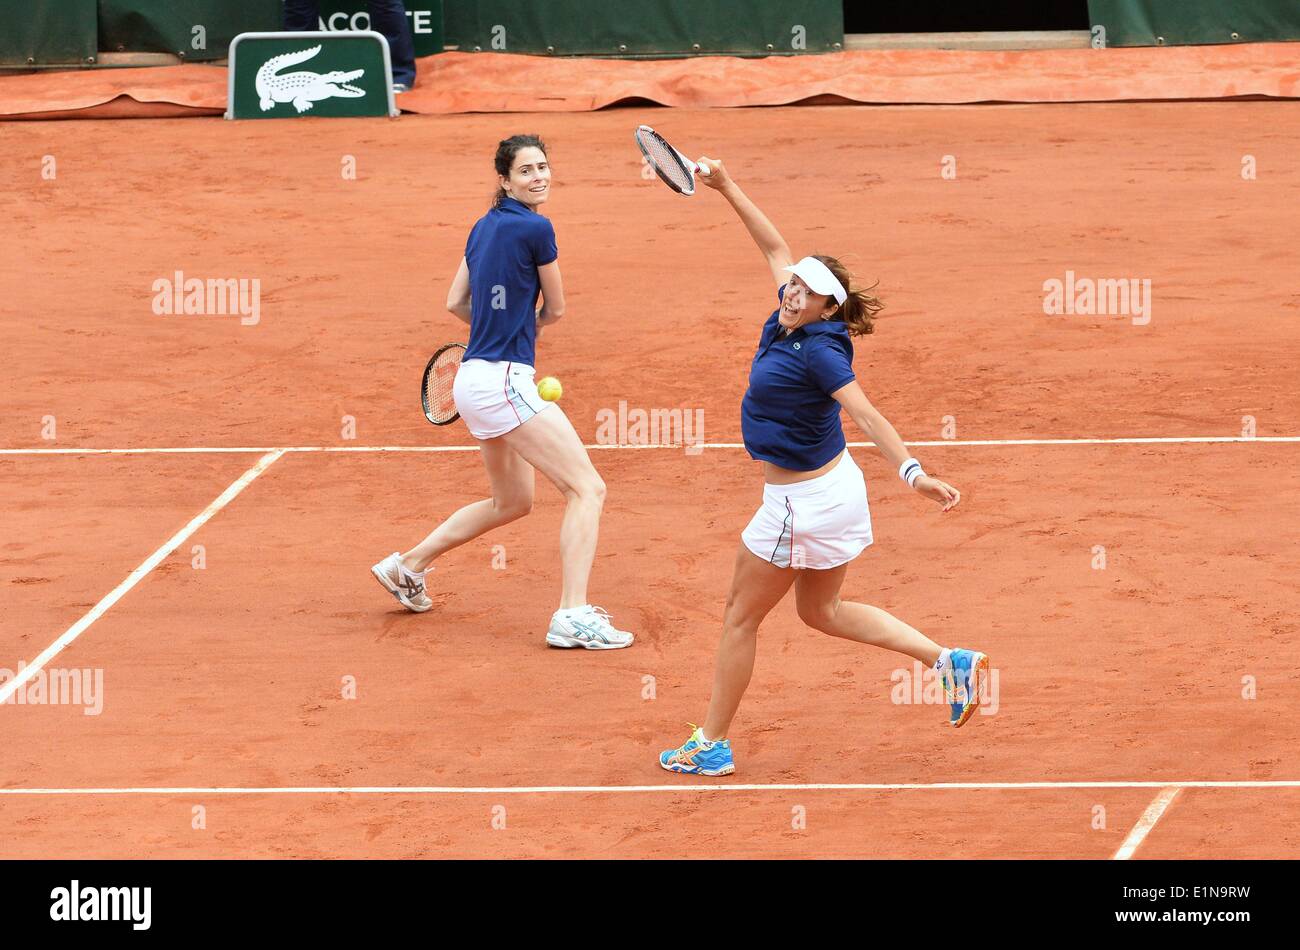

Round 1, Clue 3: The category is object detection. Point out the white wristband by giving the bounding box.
[899,458,926,488]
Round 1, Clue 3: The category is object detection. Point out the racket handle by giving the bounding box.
[698,161,712,177]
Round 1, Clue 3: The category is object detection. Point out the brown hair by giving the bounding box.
[813,254,883,336]
[492,134,548,209]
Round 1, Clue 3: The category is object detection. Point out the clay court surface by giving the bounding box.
[2,102,1299,858]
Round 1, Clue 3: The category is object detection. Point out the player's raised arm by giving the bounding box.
[831,381,962,513]
[696,157,793,287]
[447,257,471,324]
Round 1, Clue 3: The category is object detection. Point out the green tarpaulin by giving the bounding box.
[0,0,97,66]
[1089,0,1300,46]
[98,0,282,61]
[442,0,843,56]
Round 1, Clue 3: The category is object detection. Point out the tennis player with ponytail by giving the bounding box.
[372,134,633,650]
[660,156,988,775]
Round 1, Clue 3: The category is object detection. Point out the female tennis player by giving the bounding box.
[372,134,633,650]
[660,157,988,775]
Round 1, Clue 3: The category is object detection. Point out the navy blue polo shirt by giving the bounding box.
[741,284,857,471]
[463,196,558,366]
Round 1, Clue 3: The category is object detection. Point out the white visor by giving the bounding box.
[783,256,847,305]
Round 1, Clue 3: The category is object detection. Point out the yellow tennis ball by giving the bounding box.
[537,376,562,401]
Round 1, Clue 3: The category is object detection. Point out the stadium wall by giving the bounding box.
[441,0,844,56]
[1088,0,1300,46]
[98,0,281,61]
[95,2,445,62]
[0,0,97,66]
[14,1,833,64]
[8,1,1300,69]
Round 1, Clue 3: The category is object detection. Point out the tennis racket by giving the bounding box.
[421,342,466,425]
[635,125,712,196]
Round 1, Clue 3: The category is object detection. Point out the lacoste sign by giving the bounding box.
[314,2,444,57]
[226,31,399,119]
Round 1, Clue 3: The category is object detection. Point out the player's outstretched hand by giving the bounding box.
[696,156,730,191]
[915,475,961,512]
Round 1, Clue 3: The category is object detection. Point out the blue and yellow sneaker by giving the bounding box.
[943,649,989,728]
[659,725,735,776]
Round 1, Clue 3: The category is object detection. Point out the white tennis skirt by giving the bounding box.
[741,450,874,570]
[453,358,553,440]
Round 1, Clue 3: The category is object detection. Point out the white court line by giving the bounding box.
[0,447,292,455]
[1,436,1298,455]
[0,449,285,706]
[0,780,1294,796]
[1113,786,1182,860]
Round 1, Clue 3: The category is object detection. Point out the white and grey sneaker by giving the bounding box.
[371,553,432,613]
[545,605,634,650]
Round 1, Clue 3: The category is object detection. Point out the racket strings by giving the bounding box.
[425,349,462,421]
[637,129,693,193]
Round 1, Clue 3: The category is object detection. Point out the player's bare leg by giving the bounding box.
[399,437,535,573]
[700,544,796,740]
[792,564,942,664]
[499,407,631,648]
[794,564,987,726]
[497,407,604,609]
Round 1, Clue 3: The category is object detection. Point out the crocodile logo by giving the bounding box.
[255,45,366,114]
